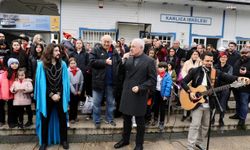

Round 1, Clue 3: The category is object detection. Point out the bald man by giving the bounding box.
[89,35,121,129]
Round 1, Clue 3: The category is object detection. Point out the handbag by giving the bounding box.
[81,95,93,114]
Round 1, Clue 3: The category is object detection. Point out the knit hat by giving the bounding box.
[7,58,19,67]
[219,52,228,58]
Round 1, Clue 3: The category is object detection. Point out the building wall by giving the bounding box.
[61,0,250,47]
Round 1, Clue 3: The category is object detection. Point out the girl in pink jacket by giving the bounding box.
[0,58,19,128]
[10,68,33,128]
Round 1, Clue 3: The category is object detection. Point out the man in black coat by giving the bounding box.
[114,38,157,150]
[172,40,186,74]
[229,48,250,130]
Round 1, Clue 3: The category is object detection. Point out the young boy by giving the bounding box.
[152,62,172,131]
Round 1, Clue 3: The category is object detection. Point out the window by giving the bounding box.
[237,40,250,51]
[192,37,206,46]
[144,33,173,47]
[80,29,116,46]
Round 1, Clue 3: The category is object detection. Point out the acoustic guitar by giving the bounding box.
[180,81,246,111]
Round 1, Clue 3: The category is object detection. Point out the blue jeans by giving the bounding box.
[92,85,115,123]
[238,92,250,120]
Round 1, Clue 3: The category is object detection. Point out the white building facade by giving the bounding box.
[60,0,250,50]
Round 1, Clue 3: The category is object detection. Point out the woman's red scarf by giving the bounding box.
[70,67,78,76]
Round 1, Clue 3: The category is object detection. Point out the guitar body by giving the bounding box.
[180,85,207,110]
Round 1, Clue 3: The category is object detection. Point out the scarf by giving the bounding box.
[19,79,23,84]
[70,67,78,76]
[158,70,166,78]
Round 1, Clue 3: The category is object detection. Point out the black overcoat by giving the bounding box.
[119,53,156,116]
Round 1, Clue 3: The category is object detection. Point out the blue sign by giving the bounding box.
[160,14,212,25]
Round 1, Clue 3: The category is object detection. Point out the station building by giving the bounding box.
[61,0,250,50]
[1,0,250,50]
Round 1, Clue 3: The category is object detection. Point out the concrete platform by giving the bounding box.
[0,112,249,143]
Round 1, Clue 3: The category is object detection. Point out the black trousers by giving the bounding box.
[15,105,32,124]
[69,93,80,120]
[41,98,67,144]
[153,91,166,122]
[122,114,145,146]
[0,100,17,125]
[24,105,33,122]
[16,106,25,124]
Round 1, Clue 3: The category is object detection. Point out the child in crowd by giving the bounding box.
[68,57,84,124]
[0,58,19,128]
[10,68,33,128]
[152,62,172,131]
[167,62,177,82]
[147,47,159,67]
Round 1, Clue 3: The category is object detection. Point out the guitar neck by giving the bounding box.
[203,84,231,95]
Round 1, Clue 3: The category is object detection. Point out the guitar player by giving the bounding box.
[181,52,250,150]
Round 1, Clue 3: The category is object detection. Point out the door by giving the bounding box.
[118,24,144,44]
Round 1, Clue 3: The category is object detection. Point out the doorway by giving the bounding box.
[207,38,219,49]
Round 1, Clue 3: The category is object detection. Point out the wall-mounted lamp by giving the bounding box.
[98,0,104,8]
[226,5,236,10]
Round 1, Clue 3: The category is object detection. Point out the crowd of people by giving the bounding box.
[0,32,249,150]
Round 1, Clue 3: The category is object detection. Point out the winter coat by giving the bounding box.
[233,58,250,93]
[0,70,15,100]
[4,50,28,69]
[89,45,121,91]
[27,54,40,81]
[10,79,33,106]
[119,54,157,116]
[69,49,89,74]
[68,67,84,95]
[181,58,202,78]
[160,73,172,97]
[214,63,233,86]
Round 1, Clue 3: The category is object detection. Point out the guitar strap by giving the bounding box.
[210,68,216,87]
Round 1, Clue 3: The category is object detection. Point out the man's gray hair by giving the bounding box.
[132,38,145,50]
[101,34,112,42]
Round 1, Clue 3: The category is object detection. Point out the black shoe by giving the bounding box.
[219,118,224,127]
[95,123,101,129]
[0,122,4,127]
[145,121,151,126]
[61,141,69,149]
[114,111,122,118]
[189,117,192,122]
[237,119,246,130]
[229,114,240,119]
[181,116,187,122]
[134,145,143,150]
[211,118,215,125]
[18,123,24,129]
[195,144,206,150]
[39,144,47,150]
[24,121,33,127]
[158,122,164,131]
[114,139,129,149]
[8,123,18,128]
[151,120,157,126]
